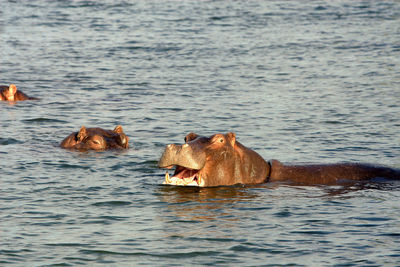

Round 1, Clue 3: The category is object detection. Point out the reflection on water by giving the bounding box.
[155,185,266,241]
[158,185,261,204]
[157,185,261,220]
[319,180,400,198]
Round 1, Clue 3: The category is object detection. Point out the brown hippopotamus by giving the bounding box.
[158,132,400,187]
[61,125,129,151]
[0,84,38,101]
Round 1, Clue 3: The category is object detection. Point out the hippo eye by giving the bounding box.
[93,140,101,145]
[219,138,224,143]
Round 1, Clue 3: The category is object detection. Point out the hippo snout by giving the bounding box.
[158,143,206,170]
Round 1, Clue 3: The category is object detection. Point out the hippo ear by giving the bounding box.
[185,132,199,143]
[113,125,124,133]
[77,126,87,141]
[226,132,236,147]
[9,84,17,95]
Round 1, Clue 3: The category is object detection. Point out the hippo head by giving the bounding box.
[158,132,269,187]
[60,125,129,151]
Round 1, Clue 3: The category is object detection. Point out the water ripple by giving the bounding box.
[22,118,68,124]
[91,201,132,207]
[0,138,23,145]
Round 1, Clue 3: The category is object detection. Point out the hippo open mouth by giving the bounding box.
[158,142,207,187]
[163,165,204,186]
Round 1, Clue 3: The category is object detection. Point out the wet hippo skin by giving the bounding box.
[158,132,400,187]
[61,125,129,151]
[0,84,38,101]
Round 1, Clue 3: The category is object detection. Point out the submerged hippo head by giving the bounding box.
[158,132,270,187]
[0,84,38,101]
[60,125,129,151]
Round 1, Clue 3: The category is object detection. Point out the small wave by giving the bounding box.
[350,216,392,222]
[43,162,91,170]
[0,137,23,145]
[80,249,146,256]
[80,249,220,258]
[45,243,90,247]
[274,210,292,218]
[22,118,68,124]
[186,236,237,243]
[91,201,132,206]
[209,15,232,21]
[314,5,327,11]
[230,244,282,253]
[0,249,34,264]
[323,120,345,124]
[97,215,129,221]
[381,233,400,237]
[289,230,333,235]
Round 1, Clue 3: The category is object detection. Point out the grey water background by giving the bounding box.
[1,0,400,266]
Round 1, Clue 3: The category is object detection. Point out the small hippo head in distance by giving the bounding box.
[60,125,129,151]
[0,84,38,101]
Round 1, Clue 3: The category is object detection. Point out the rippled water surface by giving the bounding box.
[1,1,400,266]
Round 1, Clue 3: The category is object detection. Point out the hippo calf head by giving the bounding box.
[158,132,270,187]
[60,125,129,151]
[0,84,38,101]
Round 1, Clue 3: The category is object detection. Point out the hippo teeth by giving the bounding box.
[164,172,171,184]
[163,168,202,186]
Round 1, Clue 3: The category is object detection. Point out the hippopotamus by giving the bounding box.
[158,132,400,187]
[60,125,129,151]
[0,84,38,101]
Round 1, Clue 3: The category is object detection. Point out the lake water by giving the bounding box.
[1,0,400,266]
